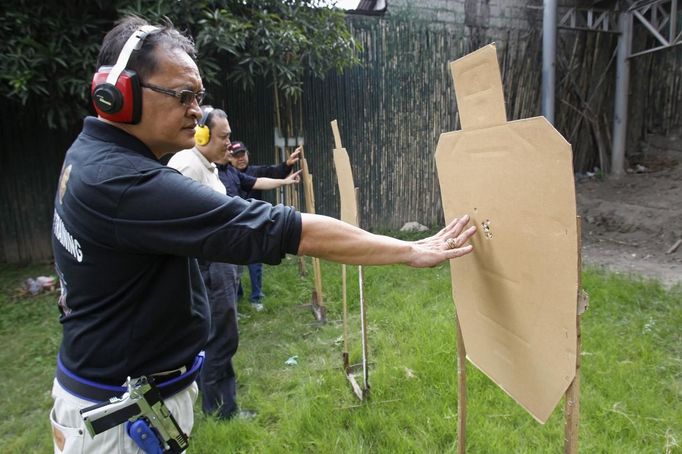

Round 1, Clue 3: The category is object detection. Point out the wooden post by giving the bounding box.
[564,216,587,453]
[456,314,467,454]
[298,255,307,277]
[564,299,583,453]
[342,263,349,370]
[311,256,325,321]
[300,147,325,321]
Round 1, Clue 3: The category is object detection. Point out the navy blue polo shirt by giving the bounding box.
[52,117,301,384]
[217,164,256,198]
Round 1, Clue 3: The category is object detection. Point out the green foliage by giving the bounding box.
[0,1,115,128]
[0,0,360,130]
[0,263,60,453]
[124,0,361,99]
[3,260,679,452]
[220,0,361,100]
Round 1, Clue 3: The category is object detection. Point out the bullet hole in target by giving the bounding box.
[482,219,493,239]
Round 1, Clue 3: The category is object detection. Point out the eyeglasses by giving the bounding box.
[140,82,206,106]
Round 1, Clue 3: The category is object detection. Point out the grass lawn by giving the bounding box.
[0,256,680,453]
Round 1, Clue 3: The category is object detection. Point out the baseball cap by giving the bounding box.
[229,141,248,155]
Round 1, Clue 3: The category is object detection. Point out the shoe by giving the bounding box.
[250,302,264,312]
[234,409,257,420]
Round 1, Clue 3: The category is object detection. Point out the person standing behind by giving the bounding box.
[216,141,301,311]
[216,143,301,201]
[167,106,243,420]
[229,141,301,201]
[228,140,302,311]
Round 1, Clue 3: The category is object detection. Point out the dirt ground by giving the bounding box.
[577,131,682,288]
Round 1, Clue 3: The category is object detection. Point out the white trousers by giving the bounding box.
[49,378,198,454]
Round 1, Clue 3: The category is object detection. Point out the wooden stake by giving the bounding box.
[311,256,325,321]
[564,216,586,454]
[456,313,467,454]
[298,255,307,277]
[342,263,349,370]
[564,291,586,454]
[300,146,325,321]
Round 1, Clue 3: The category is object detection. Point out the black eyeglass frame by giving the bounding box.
[140,82,206,106]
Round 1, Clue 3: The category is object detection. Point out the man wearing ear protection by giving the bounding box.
[167,106,244,422]
[50,15,476,454]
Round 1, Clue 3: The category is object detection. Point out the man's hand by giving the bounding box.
[286,147,302,167]
[298,213,476,268]
[406,215,477,267]
[283,170,302,185]
[254,170,301,191]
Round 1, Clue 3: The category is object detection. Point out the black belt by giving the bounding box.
[56,353,204,403]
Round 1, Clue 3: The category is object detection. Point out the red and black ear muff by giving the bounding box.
[91,25,159,124]
[91,68,141,123]
[194,107,214,146]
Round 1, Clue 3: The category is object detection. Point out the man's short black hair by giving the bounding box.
[199,105,228,130]
[96,16,197,83]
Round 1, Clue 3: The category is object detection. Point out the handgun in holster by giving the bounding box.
[79,375,189,454]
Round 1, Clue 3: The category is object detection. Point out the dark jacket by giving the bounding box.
[52,118,301,383]
[242,162,293,200]
[217,164,256,198]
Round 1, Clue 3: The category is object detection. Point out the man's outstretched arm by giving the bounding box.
[252,170,302,190]
[297,214,476,268]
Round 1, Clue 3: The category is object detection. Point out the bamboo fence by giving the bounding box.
[2,17,681,263]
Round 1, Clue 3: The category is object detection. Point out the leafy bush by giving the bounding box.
[0,0,360,129]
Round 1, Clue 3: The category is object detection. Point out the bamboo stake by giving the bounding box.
[359,263,369,392]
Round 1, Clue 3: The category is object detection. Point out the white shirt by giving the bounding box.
[167,147,226,194]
